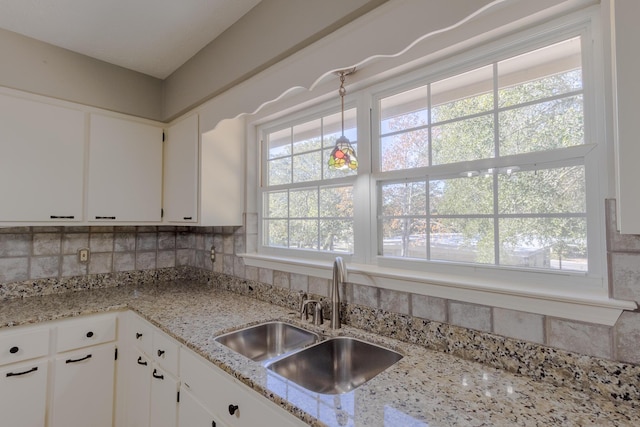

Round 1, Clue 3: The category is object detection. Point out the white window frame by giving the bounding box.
[256,98,363,264]
[242,7,636,325]
[369,26,601,293]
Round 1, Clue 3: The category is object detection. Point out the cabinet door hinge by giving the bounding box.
[114,347,118,360]
[176,391,180,403]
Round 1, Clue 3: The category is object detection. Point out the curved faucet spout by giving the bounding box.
[331,257,346,329]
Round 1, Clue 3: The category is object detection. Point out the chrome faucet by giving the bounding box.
[331,257,346,329]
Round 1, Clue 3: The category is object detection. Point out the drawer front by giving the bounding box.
[152,330,179,376]
[56,313,117,353]
[129,313,154,356]
[0,327,49,366]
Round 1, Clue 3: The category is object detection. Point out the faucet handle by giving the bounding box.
[314,302,323,326]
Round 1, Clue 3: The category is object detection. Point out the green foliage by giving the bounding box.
[379,68,587,270]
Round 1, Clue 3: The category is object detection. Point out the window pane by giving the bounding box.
[431,65,493,123]
[324,108,357,148]
[267,128,291,159]
[499,166,585,214]
[430,176,493,215]
[432,115,494,165]
[320,220,354,252]
[499,217,586,271]
[268,157,291,186]
[290,220,318,249]
[430,218,494,264]
[320,186,353,217]
[292,151,322,183]
[264,191,288,218]
[264,219,288,247]
[381,128,429,171]
[293,119,321,153]
[380,85,429,134]
[498,38,582,108]
[381,182,427,217]
[499,95,584,155]
[382,218,427,258]
[290,189,318,218]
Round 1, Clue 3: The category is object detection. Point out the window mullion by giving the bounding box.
[493,62,501,266]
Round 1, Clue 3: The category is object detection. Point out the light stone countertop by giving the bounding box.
[1,280,638,426]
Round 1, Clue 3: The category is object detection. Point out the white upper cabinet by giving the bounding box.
[88,113,163,223]
[0,93,85,222]
[163,114,199,223]
[612,0,640,234]
[200,118,245,226]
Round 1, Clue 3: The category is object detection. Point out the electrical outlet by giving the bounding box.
[210,246,215,262]
[78,248,90,263]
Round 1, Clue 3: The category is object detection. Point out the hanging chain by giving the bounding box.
[339,72,346,136]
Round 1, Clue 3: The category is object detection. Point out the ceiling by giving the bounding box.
[0,0,262,79]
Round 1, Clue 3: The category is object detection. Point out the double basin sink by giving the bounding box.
[214,321,402,394]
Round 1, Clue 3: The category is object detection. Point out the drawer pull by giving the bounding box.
[228,404,239,416]
[95,216,116,220]
[6,366,38,377]
[137,357,148,366]
[9,346,19,354]
[86,331,94,338]
[152,369,164,380]
[136,332,143,339]
[157,349,165,357]
[183,216,193,220]
[50,215,75,219]
[66,354,92,364]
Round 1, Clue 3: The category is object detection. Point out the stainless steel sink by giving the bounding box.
[214,321,320,362]
[266,336,403,394]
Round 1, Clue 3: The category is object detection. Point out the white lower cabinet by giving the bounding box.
[0,312,119,427]
[149,365,179,427]
[0,359,48,427]
[178,387,226,427]
[51,342,116,427]
[120,312,180,427]
[119,312,305,427]
[180,346,306,427]
[122,349,152,427]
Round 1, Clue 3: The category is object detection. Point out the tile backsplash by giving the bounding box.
[1,199,639,368]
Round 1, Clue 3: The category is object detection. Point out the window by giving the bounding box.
[256,24,604,290]
[375,37,590,272]
[261,107,357,254]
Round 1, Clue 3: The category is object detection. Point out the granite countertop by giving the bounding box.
[1,280,637,426]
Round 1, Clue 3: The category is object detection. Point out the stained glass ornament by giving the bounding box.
[328,136,358,170]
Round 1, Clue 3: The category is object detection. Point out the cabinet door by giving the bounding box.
[0,360,48,427]
[180,347,305,427]
[88,113,163,222]
[122,349,151,427]
[0,93,85,222]
[149,365,179,427]
[164,114,199,223]
[51,343,116,427]
[179,386,226,427]
[200,118,244,226]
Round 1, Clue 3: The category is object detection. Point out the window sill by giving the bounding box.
[240,252,637,326]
